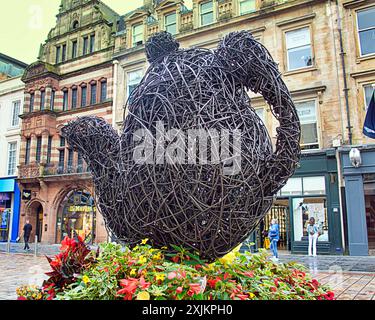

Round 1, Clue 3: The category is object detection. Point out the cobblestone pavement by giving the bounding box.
[0,252,374,300]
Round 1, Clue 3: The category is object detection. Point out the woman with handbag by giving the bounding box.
[307,217,319,257]
[268,219,280,261]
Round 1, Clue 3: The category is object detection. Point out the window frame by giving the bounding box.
[40,90,46,111]
[35,136,42,163]
[81,85,87,107]
[10,100,20,128]
[239,0,257,15]
[56,46,61,64]
[29,93,34,113]
[90,82,97,105]
[100,80,107,103]
[50,90,55,110]
[285,26,314,72]
[132,24,144,47]
[62,89,69,111]
[165,12,177,35]
[83,36,89,55]
[363,83,375,110]
[127,69,143,99]
[89,34,95,53]
[25,138,31,165]
[71,39,78,59]
[62,44,67,62]
[7,142,17,176]
[356,6,375,57]
[200,1,214,27]
[294,99,320,150]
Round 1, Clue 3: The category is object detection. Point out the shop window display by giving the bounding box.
[0,193,12,242]
[56,190,96,244]
[292,197,328,242]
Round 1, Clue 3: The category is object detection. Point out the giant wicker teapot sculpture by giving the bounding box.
[62,31,301,260]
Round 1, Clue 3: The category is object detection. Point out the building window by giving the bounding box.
[83,36,88,55]
[63,90,68,111]
[285,27,313,71]
[56,46,61,64]
[25,138,31,165]
[62,44,67,62]
[90,83,97,105]
[11,100,20,127]
[36,136,42,163]
[60,136,65,147]
[127,70,143,99]
[47,136,52,164]
[357,6,375,56]
[165,12,177,35]
[200,1,214,26]
[72,88,78,109]
[81,86,87,107]
[239,0,256,15]
[72,40,78,59]
[132,24,143,47]
[67,149,74,171]
[77,152,83,172]
[40,90,45,110]
[29,93,34,112]
[255,108,265,123]
[100,80,107,102]
[295,100,319,150]
[58,150,65,171]
[364,83,375,109]
[90,34,95,53]
[50,90,55,110]
[7,142,17,176]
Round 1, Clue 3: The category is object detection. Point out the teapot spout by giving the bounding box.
[61,116,120,177]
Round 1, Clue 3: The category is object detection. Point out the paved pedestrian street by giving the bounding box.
[0,252,374,300]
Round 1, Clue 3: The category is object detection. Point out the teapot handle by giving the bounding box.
[216,31,301,193]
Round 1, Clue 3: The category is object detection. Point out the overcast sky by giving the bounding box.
[0,0,192,64]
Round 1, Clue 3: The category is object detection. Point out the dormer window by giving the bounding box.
[165,12,177,35]
[72,20,79,30]
[132,24,144,47]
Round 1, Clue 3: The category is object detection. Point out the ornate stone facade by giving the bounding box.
[17,0,118,244]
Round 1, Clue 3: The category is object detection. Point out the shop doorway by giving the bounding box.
[28,202,43,242]
[364,182,375,255]
[257,199,290,251]
[56,190,96,244]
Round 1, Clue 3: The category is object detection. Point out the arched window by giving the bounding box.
[72,20,79,30]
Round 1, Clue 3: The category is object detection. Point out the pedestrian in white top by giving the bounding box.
[307,217,319,257]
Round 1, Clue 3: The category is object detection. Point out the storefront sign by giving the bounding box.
[22,190,32,200]
[68,205,96,212]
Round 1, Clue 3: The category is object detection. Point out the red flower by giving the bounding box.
[117,278,139,300]
[223,273,230,280]
[139,276,151,290]
[324,291,335,300]
[270,287,277,293]
[274,279,279,287]
[103,267,109,273]
[236,294,249,300]
[194,264,202,270]
[171,256,179,263]
[242,271,254,278]
[207,277,221,289]
[187,283,201,296]
[176,287,183,294]
[17,296,27,300]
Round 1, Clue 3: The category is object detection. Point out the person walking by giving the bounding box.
[23,220,32,252]
[268,218,280,261]
[307,217,319,257]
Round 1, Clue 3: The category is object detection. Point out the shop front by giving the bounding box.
[0,177,21,242]
[56,189,96,244]
[341,146,375,256]
[253,149,343,255]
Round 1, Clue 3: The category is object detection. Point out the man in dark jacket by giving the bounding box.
[23,220,32,251]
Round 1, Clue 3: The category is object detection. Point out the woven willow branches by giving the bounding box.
[62,31,301,261]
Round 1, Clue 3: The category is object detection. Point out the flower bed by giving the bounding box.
[16,236,334,300]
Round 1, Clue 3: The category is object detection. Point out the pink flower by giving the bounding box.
[168,272,177,280]
[176,287,183,294]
